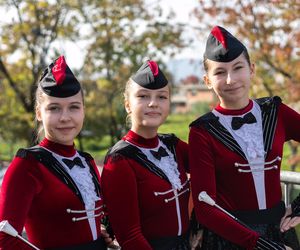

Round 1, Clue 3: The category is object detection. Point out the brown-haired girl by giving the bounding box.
[189,26,300,250]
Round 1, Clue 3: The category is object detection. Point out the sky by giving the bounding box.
[155,0,204,59]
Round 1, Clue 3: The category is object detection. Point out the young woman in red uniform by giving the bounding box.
[189,26,300,250]
[101,60,190,250]
[0,56,111,249]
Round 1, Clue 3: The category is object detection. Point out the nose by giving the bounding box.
[226,72,234,85]
[148,97,158,107]
[60,109,71,121]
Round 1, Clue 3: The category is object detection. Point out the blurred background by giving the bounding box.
[0,0,299,170]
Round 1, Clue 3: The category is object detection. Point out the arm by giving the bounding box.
[189,126,260,250]
[176,139,189,173]
[280,103,300,142]
[278,103,300,231]
[0,156,41,249]
[101,156,152,250]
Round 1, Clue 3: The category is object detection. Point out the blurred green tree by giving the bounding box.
[77,0,185,145]
[0,0,81,145]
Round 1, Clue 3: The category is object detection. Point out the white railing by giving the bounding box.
[281,170,300,205]
[0,168,299,204]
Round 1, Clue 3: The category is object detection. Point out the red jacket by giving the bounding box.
[0,138,104,249]
[101,130,190,250]
[189,97,300,249]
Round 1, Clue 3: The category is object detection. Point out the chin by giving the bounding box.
[142,122,161,129]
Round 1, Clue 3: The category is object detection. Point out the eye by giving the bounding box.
[47,106,60,112]
[214,70,225,76]
[137,95,148,99]
[234,65,243,70]
[70,105,81,110]
[159,95,168,99]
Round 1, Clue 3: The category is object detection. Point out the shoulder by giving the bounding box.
[158,133,179,145]
[254,96,282,107]
[77,150,93,160]
[189,111,217,128]
[104,140,133,164]
[15,145,47,160]
[5,147,43,179]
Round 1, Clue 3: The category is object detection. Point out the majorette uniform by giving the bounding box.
[0,138,107,250]
[102,130,190,250]
[189,97,300,249]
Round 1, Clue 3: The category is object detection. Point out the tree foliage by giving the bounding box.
[193,0,300,102]
[0,0,81,144]
[0,0,185,148]
[75,0,185,144]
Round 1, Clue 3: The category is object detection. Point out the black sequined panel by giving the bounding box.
[200,223,299,250]
[150,234,190,250]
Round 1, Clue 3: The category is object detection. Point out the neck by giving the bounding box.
[220,98,250,110]
[131,126,158,139]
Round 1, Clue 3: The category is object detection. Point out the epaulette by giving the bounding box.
[255,96,281,112]
[189,112,218,128]
[78,150,93,160]
[104,133,180,182]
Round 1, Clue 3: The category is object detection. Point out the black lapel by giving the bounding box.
[255,96,281,158]
[104,137,179,183]
[190,112,247,160]
[158,133,178,162]
[17,146,85,203]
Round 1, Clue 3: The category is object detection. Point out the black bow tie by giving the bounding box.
[231,112,257,130]
[150,146,169,160]
[62,157,85,170]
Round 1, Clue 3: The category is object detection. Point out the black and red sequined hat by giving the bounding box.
[131,60,168,89]
[204,26,247,62]
[39,55,81,97]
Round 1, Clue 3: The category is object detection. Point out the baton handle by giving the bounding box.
[16,235,40,250]
[199,191,250,229]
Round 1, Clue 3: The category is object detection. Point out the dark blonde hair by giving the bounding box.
[123,78,135,127]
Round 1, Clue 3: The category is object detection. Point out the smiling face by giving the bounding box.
[36,91,84,145]
[204,52,255,109]
[125,80,170,138]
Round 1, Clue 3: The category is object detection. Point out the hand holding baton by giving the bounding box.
[198,191,286,250]
[0,220,40,250]
[198,191,249,228]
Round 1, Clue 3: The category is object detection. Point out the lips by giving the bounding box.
[225,86,242,92]
[145,112,160,116]
[57,127,74,132]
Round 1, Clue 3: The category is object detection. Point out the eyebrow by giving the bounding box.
[233,60,245,66]
[212,60,245,71]
[135,90,168,94]
[157,91,169,94]
[47,101,82,105]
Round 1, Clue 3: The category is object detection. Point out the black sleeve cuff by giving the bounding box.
[254,236,285,250]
